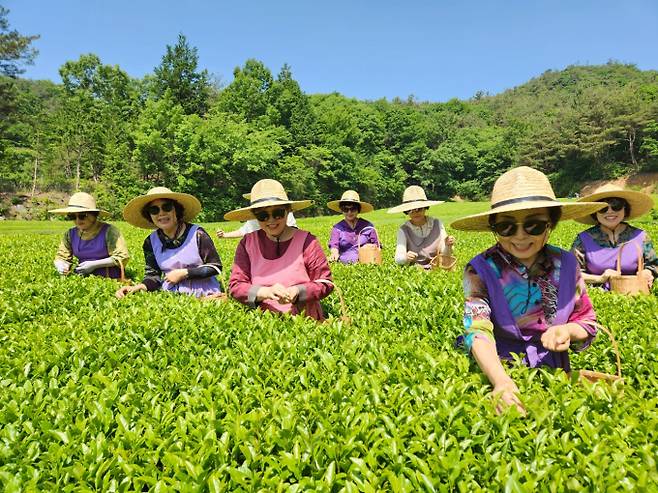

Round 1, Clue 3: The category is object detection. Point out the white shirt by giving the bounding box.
[394,217,448,265]
[238,212,298,234]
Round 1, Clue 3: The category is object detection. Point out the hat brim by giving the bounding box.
[575,190,654,224]
[451,200,607,231]
[123,192,202,229]
[224,199,312,222]
[387,200,444,214]
[327,199,374,213]
[49,206,108,216]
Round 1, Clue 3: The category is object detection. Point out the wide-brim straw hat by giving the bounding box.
[575,184,654,224]
[387,185,444,214]
[123,187,202,229]
[49,192,108,216]
[327,190,374,213]
[451,166,606,231]
[224,179,312,222]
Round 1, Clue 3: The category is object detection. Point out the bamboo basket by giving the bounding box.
[315,279,351,324]
[357,226,382,265]
[609,241,650,296]
[575,322,623,384]
[429,253,457,271]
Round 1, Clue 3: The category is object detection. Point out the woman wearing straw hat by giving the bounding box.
[451,167,606,415]
[226,179,333,320]
[570,184,657,290]
[115,187,222,299]
[327,190,379,264]
[387,185,454,269]
[217,193,297,239]
[49,192,129,278]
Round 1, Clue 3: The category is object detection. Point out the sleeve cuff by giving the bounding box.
[296,284,308,303]
[247,285,261,308]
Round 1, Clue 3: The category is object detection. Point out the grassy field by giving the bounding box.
[1,202,657,491]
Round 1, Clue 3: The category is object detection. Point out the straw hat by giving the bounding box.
[575,184,654,224]
[123,187,202,229]
[387,185,444,214]
[327,190,374,213]
[224,179,312,222]
[49,192,107,216]
[451,167,606,231]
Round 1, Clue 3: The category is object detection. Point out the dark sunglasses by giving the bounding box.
[254,207,287,222]
[67,212,90,220]
[405,207,428,215]
[341,205,359,213]
[491,219,551,237]
[146,201,175,216]
[601,198,626,212]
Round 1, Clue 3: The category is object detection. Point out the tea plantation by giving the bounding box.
[1,202,657,491]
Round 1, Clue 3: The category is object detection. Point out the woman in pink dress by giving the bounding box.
[226,179,333,321]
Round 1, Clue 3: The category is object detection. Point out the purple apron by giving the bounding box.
[469,248,577,371]
[149,224,221,297]
[70,223,120,278]
[401,220,443,270]
[579,229,645,290]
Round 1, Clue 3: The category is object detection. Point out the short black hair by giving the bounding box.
[339,201,361,213]
[141,200,185,224]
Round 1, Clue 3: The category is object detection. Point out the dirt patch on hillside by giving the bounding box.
[580,172,658,195]
[0,191,70,220]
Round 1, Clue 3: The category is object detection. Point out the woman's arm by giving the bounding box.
[293,235,333,302]
[394,228,410,265]
[54,229,73,273]
[228,238,259,306]
[106,224,130,267]
[185,228,223,279]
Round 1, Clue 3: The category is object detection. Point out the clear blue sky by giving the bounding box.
[6,0,658,102]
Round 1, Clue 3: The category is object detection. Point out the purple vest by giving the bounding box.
[70,223,120,278]
[579,229,645,291]
[401,219,443,270]
[149,224,220,297]
[469,248,577,371]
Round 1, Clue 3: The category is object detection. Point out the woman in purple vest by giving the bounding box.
[115,187,222,299]
[451,167,606,415]
[49,192,130,278]
[327,190,379,264]
[571,184,657,291]
[387,185,454,269]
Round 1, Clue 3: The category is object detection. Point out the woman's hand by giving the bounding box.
[406,251,418,263]
[328,249,339,262]
[216,229,225,238]
[541,324,571,352]
[600,268,618,282]
[445,235,456,247]
[641,269,654,288]
[115,284,146,299]
[279,286,300,304]
[257,283,287,302]
[165,269,188,285]
[492,379,526,416]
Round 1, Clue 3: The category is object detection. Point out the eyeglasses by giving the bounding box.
[405,207,428,215]
[146,201,175,216]
[491,219,551,237]
[340,205,359,213]
[601,198,626,212]
[67,213,90,221]
[254,207,287,222]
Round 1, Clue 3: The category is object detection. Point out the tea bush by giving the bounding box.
[1,204,657,491]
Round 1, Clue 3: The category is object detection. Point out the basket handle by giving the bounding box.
[357,226,381,249]
[615,240,644,276]
[580,321,622,379]
[314,279,350,322]
[429,254,457,270]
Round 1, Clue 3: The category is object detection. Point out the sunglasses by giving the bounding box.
[254,207,287,222]
[601,198,626,212]
[67,212,91,221]
[405,207,428,215]
[341,205,359,213]
[491,219,551,237]
[146,201,175,216]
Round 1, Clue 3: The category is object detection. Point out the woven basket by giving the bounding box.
[576,322,623,384]
[608,241,650,296]
[357,226,382,265]
[430,253,457,271]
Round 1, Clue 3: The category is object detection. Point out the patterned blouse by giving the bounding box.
[571,223,658,279]
[461,244,596,351]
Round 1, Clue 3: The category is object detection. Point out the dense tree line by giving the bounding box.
[1,8,658,219]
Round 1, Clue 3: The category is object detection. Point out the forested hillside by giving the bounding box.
[2,11,658,219]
